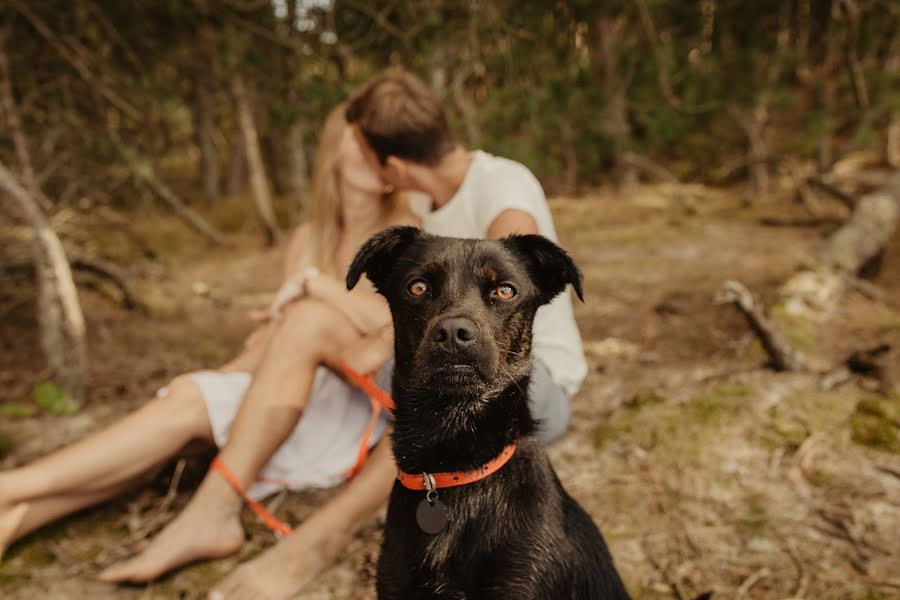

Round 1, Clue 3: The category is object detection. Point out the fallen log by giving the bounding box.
[781,173,900,319]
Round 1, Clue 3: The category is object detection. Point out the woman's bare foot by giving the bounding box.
[99,478,245,583]
[208,515,351,600]
[0,501,29,562]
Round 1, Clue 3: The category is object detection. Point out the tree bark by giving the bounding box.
[226,124,246,197]
[717,280,807,372]
[730,105,770,200]
[285,118,310,224]
[780,173,900,319]
[886,113,900,169]
[451,68,479,147]
[193,78,220,202]
[815,174,900,274]
[0,161,86,402]
[594,16,637,184]
[0,37,49,210]
[231,72,280,245]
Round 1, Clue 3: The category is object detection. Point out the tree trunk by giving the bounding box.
[559,119,578,195]
[730,105,770,200]
[0,161,86,402]
[594,16,637,185]
[0,38,49,210]
[226,124,246,197]
[232,72,280,245]
[193,79,220,202]
[285,118,310,224]
[886,113,900,169]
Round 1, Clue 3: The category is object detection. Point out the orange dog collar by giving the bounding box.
[397,442,518,491]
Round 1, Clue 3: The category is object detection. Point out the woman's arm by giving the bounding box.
[304,272,391,335]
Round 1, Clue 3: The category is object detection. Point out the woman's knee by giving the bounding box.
[271,299,357,355]
[154,375,211,438]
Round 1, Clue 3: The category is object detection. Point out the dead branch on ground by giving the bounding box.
[716,281,807,372]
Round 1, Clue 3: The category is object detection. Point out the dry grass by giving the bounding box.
[1,186,899,599]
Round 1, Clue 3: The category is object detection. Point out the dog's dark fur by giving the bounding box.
[347,226,630,600]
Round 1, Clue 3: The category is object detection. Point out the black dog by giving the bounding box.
[347,226,630,599]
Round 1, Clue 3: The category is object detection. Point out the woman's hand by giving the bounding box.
[267,277,305,319]
[264,266,321,320]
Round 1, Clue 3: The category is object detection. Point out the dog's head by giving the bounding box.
[347,226,582,398]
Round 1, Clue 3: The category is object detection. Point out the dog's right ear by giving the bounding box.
[501,234,584,304]
[346,226,424,292]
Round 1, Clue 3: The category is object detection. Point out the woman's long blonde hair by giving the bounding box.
[302,102,406,275]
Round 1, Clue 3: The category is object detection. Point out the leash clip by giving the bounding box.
[423,472,438,504]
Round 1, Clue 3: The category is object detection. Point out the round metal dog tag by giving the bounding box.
[416,498,448,534]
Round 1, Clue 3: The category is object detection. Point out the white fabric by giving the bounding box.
[164,369,389,501]
[421,150,588,396]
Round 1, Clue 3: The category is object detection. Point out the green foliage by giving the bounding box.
[1,0,897,201]
[623,391,667,412]
[34,381,80,416]
[851,397,900,453]
[0,402,35,418]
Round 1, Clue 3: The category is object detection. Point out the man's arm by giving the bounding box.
[485,208,539,239]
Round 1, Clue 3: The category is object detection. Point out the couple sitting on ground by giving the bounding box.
[0,67,587,599]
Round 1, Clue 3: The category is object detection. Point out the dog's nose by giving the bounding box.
[434,317,478,351]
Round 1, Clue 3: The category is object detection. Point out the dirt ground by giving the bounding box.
[2,185,899,599]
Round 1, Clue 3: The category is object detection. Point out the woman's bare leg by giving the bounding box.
[99,299,362,584]
[0,377,214,559]
[209,439,396,600]
[0,479,140,562]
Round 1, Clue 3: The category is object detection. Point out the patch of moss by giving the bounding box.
[738,339,768,367]
[0,402,35,418]
[594,424,623,448]
[195,339,221,362]
[5,539,56,567]
[0,431,15,459]
[179,558,225,587]
[687,382,751,424]
[771,420,809,452]
[769,303,818,352]
[623,392,667,412]
[739,493,769,537]
[851,397,900,453]
[0,571,32,586]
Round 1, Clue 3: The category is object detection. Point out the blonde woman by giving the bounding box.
[0,103,418,595]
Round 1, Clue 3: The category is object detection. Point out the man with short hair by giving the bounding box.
[345,67,587,427]
[212,67,587,599]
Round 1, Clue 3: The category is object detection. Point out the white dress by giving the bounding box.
[161,365,390,501]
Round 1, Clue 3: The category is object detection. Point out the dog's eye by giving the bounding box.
[495,284,517,300]
[408,279,429,297]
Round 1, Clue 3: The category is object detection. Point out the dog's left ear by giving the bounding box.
[346,225,425,293]
[501,234,584,304]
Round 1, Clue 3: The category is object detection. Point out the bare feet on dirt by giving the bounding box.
[208,515,350,600]
[0,502,28,563]
[98,482,245,583]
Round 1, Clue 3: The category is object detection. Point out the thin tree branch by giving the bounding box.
[9,0,141,120]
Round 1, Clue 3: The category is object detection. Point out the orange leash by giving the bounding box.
[337,360,395,477]
[210,458,293,538]
[210,362,395,537]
